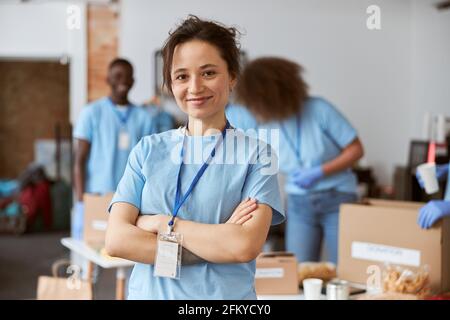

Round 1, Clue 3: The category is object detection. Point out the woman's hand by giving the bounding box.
[226,198,258,225]
[136,214,170,233]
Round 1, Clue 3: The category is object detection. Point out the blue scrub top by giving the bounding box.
[226,97,358,195]
[110,128,285,300]
[145,104,175,133]
[73,97,155,194]
[226,103,259,130]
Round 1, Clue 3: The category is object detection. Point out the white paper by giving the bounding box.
[255,268,284,279]
[154,240,179,278]
[351,241,421,267]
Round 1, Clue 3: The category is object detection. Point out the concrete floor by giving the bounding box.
[0,230,118,300]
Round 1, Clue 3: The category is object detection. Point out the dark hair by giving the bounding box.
[235,57,309,122]
[108,58,133,73]
[162,15,241,94]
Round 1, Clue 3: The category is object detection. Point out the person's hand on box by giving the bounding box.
[290,166,324,189]
[416,164,449,189]
[417,200,450,229]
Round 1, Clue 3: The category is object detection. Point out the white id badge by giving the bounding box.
[118,129,130,150]
[153,231,183,280]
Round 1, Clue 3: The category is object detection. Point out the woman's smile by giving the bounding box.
[186,95,213,106]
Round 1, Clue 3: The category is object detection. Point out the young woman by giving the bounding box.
[230,57,364,264]
[105,16,284,300]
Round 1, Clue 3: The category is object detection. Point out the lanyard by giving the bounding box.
[109,98,133,126]
[168,120,231,230]
[280,113,301,163]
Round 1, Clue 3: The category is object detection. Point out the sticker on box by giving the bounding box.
[255,268,284,279]
[351,241,421,267]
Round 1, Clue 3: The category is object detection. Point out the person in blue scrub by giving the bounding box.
[73,58,155,239]
[143,95,176,133]
[416,162,450,229]
[105,16,285,300]
[226,103,258,131]
[232,57,364,264]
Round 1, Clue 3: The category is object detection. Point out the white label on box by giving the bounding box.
[91,220,108,231]
[255,268,284,279]
[351,241,421,267]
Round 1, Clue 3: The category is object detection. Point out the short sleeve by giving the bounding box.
[109,138,147,212]
[315,98,357,149]
[241,142,285,225]
[73,106,94,142]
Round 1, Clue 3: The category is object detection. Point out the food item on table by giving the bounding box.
[382,265,430,298]
[298,262,336,285]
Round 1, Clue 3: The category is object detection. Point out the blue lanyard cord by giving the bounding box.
[109,98,133,126]
[280,113,301,163]
[169,120,231,228]
[114,106,133,126]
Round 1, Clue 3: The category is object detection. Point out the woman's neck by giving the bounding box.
[187,113,227,136]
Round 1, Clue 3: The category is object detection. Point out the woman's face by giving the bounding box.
[171,39,236,121]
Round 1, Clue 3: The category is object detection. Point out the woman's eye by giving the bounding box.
[203,70,216,77]
[175,74,187,81]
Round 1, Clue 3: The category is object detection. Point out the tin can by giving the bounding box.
[326,279,349,300]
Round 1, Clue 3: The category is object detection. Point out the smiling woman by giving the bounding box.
[170,39,234,130]
[105,15,285,300]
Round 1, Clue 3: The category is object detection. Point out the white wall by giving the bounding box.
[120,0,414,185]
[0,1,87,125]
[411,0,450,140]
[2,0,448,186]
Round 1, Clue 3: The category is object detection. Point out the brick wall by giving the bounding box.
[0,61,70,178]
[87,5,118,102]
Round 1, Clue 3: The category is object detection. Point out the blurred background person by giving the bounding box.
[229,57,364,264]
[73,58,155,240]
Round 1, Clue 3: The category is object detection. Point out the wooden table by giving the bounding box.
[61,237,135,300]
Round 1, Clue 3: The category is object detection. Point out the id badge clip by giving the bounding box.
[153,228,183,280]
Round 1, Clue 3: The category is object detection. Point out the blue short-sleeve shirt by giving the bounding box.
[226,97,359,195]
[73,97,155,194]
[110,128,284,299]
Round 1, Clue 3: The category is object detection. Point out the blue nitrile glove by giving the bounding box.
[416,164,449,189]
[291,166,324,189]
[417,200,450,229]
[73,201,84,240]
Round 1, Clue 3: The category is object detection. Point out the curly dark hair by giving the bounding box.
[235,57,309,122]
[162,15,241,94]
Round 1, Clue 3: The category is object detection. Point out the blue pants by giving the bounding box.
[286,190,357,264]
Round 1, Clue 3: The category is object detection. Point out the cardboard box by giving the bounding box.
[338,199,450,293]
[255,252,299,295]
[83,193,113,249]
